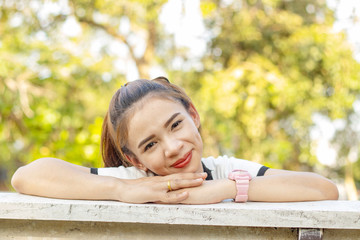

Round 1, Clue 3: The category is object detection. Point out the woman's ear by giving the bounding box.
[125,154,148,172]
[188,103,201,128]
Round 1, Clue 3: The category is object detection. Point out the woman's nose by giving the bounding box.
[164,136,183,158]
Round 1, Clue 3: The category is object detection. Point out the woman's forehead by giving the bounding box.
[131,97,186,122]
[126,97,187,139]
[124,95,180,122]
[132,95,185,115]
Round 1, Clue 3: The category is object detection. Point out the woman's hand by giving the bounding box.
[117,172,207,204]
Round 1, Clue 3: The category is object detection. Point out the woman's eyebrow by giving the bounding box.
[164,112,180,128]
[138,134,155,149]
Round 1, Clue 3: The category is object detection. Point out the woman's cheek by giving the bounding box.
[194,131,203,149]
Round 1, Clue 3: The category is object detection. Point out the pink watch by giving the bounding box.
[228,170,252,202]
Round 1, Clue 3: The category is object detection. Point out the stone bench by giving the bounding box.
[0,192,359,239]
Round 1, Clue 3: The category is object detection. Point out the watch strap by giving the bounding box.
[228,170,251,202]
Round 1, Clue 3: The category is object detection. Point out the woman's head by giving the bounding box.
[101,77,203,175]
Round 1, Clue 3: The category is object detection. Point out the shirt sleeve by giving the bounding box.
[90,166,153,179]
[201,155,269,180]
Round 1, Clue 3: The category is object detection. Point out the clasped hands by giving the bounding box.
[118,172,208,204]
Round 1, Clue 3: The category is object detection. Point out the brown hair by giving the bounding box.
[101,77,194,167]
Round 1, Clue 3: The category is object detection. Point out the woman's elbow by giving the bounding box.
[11,157,50,193]
[319,177,339,200]
[326,182,339,200]
[11,166,27,193]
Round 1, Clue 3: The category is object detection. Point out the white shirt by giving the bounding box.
[95,155,266,179]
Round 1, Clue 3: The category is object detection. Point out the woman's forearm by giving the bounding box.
[11,158,122,200]
[248,171,339,202]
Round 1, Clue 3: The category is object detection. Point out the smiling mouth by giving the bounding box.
[171,151,192,168]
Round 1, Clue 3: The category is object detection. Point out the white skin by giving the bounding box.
[11,95,339,204]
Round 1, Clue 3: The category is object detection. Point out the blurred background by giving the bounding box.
[0,0,359,200]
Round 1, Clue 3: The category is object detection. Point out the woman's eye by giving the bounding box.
[144,142,156,151]
[171,120,182,130]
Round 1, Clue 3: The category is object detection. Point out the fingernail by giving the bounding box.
[195,178,203,181]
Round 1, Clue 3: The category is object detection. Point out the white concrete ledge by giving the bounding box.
[1,192,359,229]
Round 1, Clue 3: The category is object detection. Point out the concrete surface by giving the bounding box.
[1,192,359,239]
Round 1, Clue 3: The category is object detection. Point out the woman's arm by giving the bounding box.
[177,169,339,204]
[248,169,339,202]
[11,157,206,203]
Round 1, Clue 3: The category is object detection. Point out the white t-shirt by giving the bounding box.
[94,155,268,180]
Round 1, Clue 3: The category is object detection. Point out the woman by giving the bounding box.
[11,77,339,204]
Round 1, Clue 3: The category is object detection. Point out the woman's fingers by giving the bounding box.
[167,177,204,191]
[163,172,207,190]
[163,172,207,192]
[157,173,207,203]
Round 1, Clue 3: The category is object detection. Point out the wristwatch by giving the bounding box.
[228,170,252,202]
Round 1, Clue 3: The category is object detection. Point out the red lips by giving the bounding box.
[171,151,192,168]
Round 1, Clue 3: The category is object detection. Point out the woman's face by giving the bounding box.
[125,97,204,175]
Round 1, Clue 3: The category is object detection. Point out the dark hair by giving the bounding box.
[101,77,194,167]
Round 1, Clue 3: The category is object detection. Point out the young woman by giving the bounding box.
[11,77,339,204]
